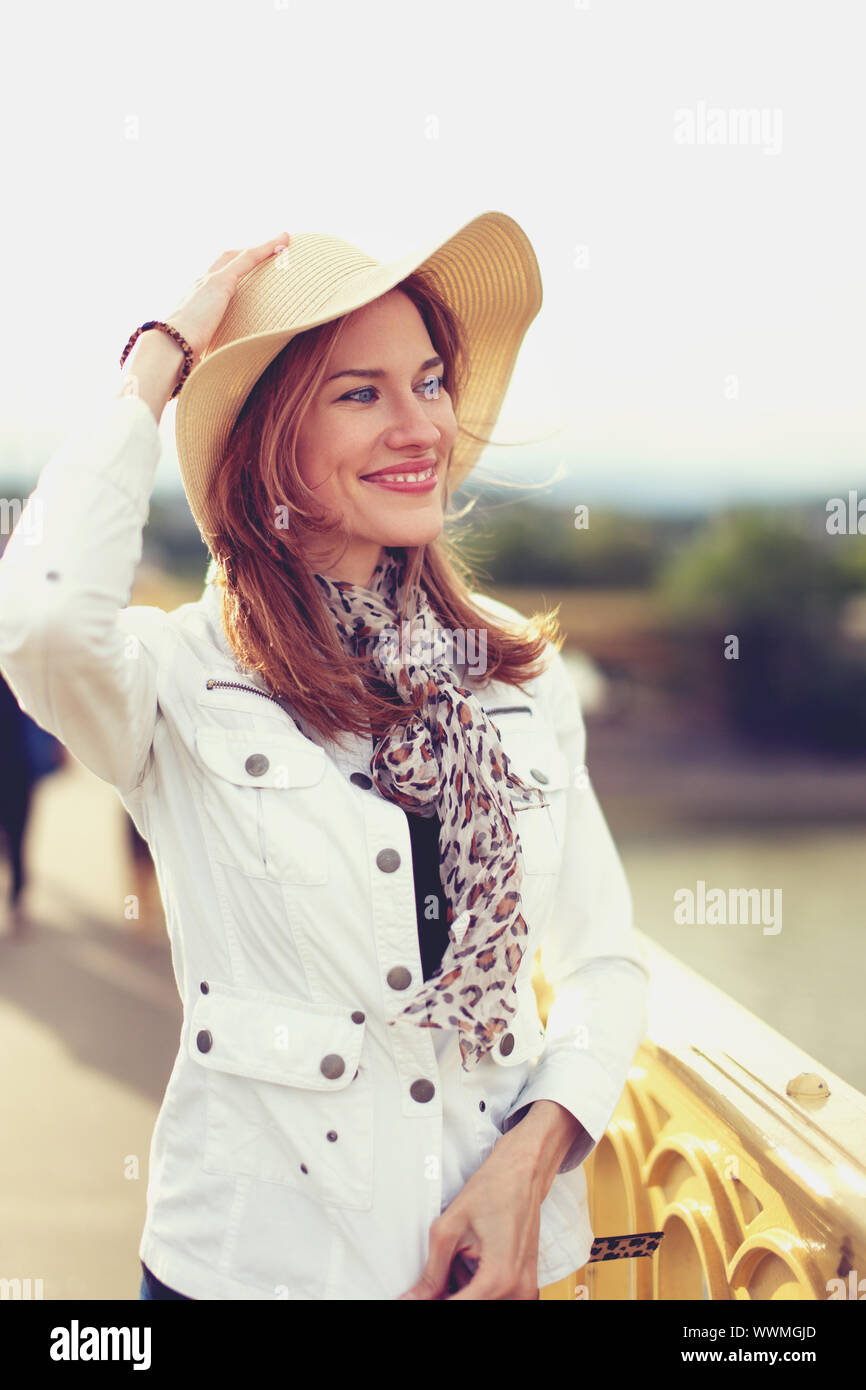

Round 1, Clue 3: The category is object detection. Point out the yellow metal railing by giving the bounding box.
[536,934,866,1301]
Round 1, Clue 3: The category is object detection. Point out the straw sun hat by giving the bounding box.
[174,210,543,553]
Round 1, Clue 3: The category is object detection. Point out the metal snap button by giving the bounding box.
[200,981,209,994]
[196,1029,213,1053]
[326,1131,338,1143]
[529,768,548,785]
[320,1053,345,1080]
[350,772,373,789]
[245,753,270,777]
[386,966,411,991]
[350,1010,366,1024]
[479,1100,486,1112]
[376,848,400,873]
[410,1079,435,1103]
[300,1163,308,1174]
[499,1032,515,1056]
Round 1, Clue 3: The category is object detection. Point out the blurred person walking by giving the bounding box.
[0,667,63,935]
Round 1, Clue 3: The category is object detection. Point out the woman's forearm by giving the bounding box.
[496,1100,590,1200]
[118,328,188,425]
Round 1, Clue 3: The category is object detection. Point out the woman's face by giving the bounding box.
[294,289,458,587]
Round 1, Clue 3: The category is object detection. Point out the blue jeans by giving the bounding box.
[139,1259,194,1300]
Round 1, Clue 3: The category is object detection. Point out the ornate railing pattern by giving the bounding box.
[536,935,866,1301]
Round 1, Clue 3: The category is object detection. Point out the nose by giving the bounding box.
[383,388,442,453]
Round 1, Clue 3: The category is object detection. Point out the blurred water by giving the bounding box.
[554,649,866,1093]
[617,824,866,1093]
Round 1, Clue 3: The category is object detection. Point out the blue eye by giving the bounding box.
[420,373,446,400]
[340,374,446,404]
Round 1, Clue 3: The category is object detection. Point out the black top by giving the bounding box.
[405,809,451,981]
[369,687,452,983]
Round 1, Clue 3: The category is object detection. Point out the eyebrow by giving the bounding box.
[326,355,443,383]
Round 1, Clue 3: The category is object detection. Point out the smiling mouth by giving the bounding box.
[360,464,437,483]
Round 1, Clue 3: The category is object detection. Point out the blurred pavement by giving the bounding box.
[0,758,180,1301]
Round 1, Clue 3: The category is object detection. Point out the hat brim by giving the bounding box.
[175,210,543,549]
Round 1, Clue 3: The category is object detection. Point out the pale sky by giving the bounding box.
[1,0,863,511]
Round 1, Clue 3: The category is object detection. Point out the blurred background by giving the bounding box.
[1,0,864,1299]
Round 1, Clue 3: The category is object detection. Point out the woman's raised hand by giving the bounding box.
[164,234,291,365]
[119,234,291,423]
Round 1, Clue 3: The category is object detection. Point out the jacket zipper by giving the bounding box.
[207,683,532,720]
[205,678,287,711]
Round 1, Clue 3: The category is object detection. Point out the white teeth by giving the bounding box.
[366,466,434,484]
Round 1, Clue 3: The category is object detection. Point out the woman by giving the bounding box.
[0,659,64,937]
[0,214,649,1300]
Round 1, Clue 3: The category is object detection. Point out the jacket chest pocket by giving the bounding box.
[489,712,572,876]
[195,726,330,884]
[189,982,373,1211]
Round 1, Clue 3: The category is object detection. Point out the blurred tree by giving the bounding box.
[658,511,866,753]
[461,496,670,587]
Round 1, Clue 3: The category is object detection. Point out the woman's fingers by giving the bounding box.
[204,235,289,279]
[204,250,241,275]
[218,235,291,281]
[167,234,292,360]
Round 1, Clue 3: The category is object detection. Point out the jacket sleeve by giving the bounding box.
[500,642,651,1173]
[0,394,169,795]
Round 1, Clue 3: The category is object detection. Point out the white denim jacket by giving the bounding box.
[0,395,650,1299]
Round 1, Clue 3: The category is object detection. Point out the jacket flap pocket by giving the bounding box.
[487,717,571,875]
[189,983,365,1089]
[487,712,572,794]
[508,741,572,793]
[195,727,327,789]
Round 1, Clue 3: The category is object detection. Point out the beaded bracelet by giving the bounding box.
[120,320,195,400]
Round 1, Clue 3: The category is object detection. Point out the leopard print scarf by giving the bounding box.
[313,545,548,1072]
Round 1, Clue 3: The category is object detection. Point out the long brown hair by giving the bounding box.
[207,267,564,750]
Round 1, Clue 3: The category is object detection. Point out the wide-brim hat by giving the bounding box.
[175,210,543,553]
